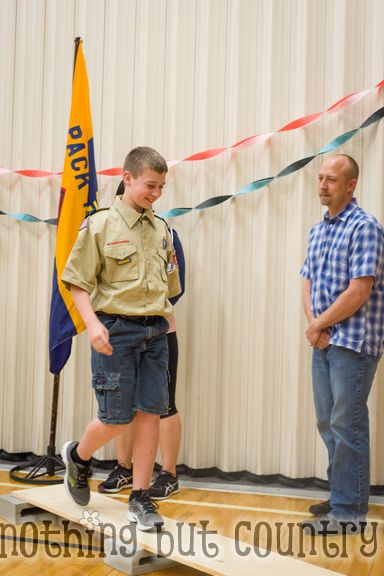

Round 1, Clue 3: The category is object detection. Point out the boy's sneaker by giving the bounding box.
[127,490,164,531]
[61,440,92,506]
[149,470,179,500]
[98,464,133,493]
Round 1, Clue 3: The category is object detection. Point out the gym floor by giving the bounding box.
[0,467,383,576]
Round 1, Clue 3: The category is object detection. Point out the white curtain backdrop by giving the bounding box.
[0,0,383,483]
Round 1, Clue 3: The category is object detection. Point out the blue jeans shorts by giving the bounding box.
[91,313,169,424]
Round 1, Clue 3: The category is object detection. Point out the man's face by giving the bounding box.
[317,156,357,217]
[122,168,166,212]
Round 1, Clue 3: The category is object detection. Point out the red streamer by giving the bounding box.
[1,81,382,179]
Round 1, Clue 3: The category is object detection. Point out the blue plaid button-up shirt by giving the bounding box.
[301,199,384,357]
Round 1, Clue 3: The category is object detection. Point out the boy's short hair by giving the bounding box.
[123,146,168,178]
[116,180,124,196]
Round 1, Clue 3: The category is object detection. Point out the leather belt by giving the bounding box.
[96,312,161,325]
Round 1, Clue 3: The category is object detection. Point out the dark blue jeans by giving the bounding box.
[312,345,378,521]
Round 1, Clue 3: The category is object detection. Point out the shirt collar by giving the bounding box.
[324,198,358,223]
[114,196,156,228]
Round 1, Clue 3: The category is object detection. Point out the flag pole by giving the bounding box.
[10,37,88,484]
[9,374,65,484]
[46,373,63,476]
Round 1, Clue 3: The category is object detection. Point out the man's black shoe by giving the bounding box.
[309,499,331,516]
[300,514,365,536]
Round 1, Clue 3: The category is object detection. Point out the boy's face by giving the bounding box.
[122,168,166,212]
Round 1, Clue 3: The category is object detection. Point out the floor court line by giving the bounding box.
[1,479,383,521]
[103,493,384,523]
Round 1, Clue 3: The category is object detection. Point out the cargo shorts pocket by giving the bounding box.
[92,372,121,421]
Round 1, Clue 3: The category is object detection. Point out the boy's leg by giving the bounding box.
[128,318,169,531]
[148,413,181,500]
[77,420,129,460]
[150,331,181,499]
[98,423,134,494]
[131,411,160,490]
[159,331,180,475]
[62,420,130,506]
[114,423,134,467]
[132,318,169,489]
[127,412,164,531]
[159,413,182,475]
[64,314,140,505]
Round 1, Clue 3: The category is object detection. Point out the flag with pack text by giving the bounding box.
[49,38,98,374]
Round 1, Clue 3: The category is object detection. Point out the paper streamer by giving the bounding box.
[0,80,382,179]
[2,106,383,225]
[159,106,384,218]
[0,210,57,225]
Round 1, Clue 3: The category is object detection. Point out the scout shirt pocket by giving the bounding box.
[104,242,139,281]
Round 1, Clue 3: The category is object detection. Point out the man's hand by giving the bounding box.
[305,319,330,349]
[86,317,113,355]
[314,329,331,349]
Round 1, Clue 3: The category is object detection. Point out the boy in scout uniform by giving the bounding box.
[61,146,180,531]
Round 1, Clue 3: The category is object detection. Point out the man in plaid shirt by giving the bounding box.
[300,154,384,535]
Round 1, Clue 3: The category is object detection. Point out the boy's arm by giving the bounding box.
[71,285,113,355]
[166,227,182,299]
[169,229,185,305]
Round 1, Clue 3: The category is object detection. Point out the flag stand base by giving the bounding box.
[9,374,65,485]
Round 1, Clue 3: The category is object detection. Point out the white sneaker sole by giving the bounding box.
[98,483,133,494]
[127,511,164,531]
[61,441,73,503]
[150,486,180,500]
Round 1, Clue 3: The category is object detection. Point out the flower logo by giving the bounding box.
[79,510,101,530]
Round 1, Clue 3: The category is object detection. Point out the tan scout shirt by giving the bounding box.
[61,197,178,317]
